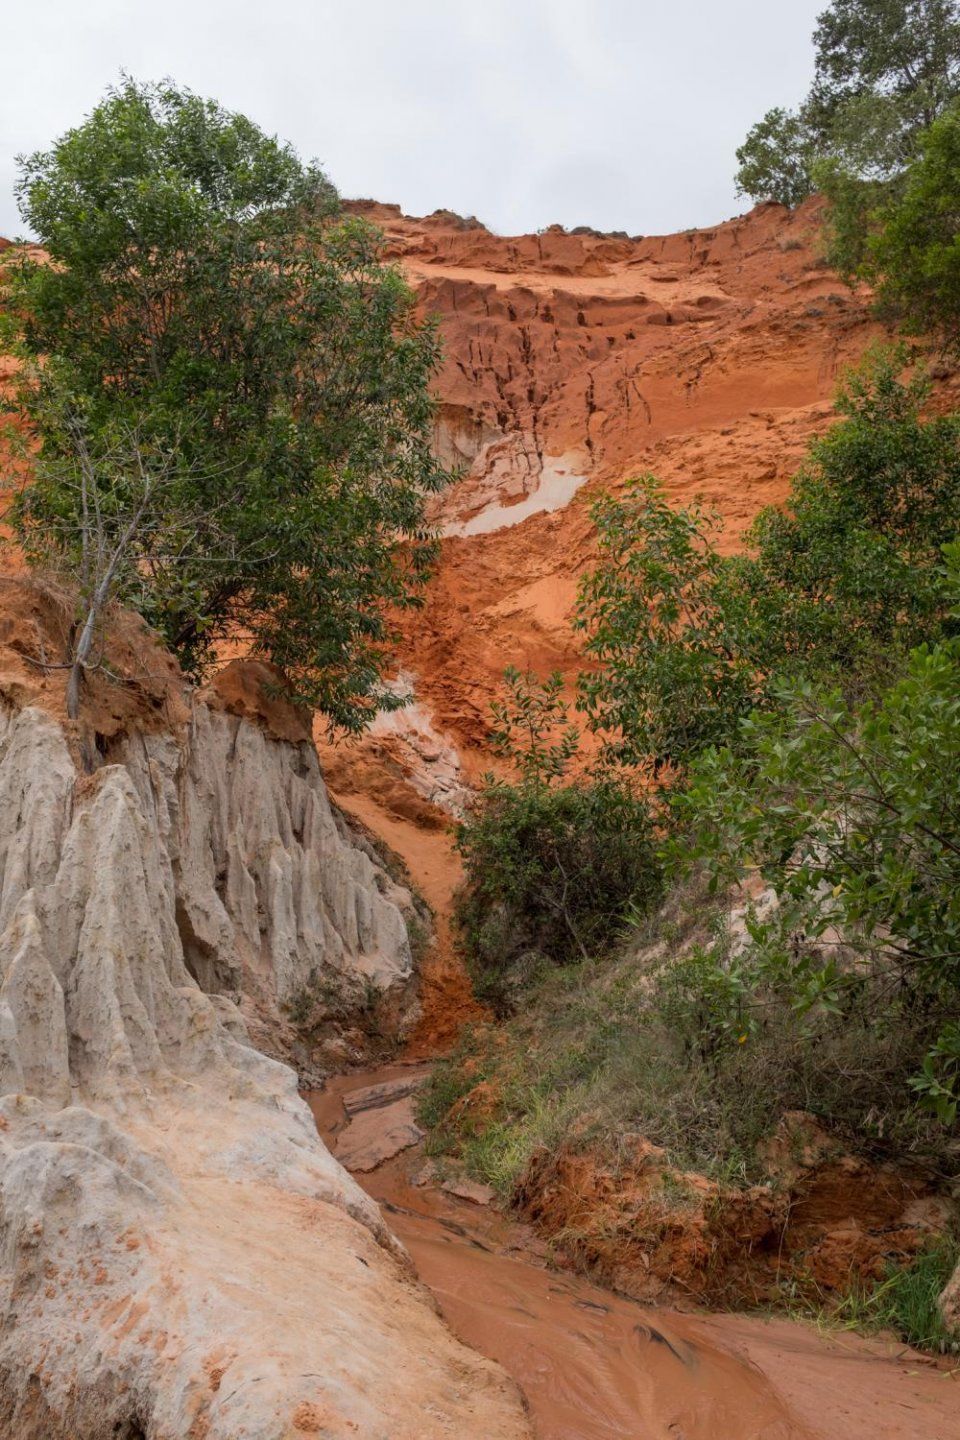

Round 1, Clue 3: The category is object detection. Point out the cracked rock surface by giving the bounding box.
[0,694,530,1439]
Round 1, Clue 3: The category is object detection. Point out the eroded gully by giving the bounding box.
[308,800,957,1440]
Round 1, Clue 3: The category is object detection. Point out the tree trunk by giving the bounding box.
[66,604,98,721]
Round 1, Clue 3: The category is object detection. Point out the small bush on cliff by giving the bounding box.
[3,78,448,726]
[454,669,661,1011]
[735,107,818,209]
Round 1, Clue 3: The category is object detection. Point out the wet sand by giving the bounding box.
[309,1067,958,1440]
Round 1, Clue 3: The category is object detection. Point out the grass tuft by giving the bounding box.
[833,1241,960,1353]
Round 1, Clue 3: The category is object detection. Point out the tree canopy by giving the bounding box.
[4,78,448,726]
[857,100,960,351]
[735,1,960,207]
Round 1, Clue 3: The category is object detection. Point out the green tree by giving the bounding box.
[672,613,960,1123]
[858,100,960,351]
[573,353,959,774]
[4,78,448,726]
[748,350,959,662]
[735,0,960,206]
[812,0,960,133]
[574,481,764,773]
[735,107,817,209]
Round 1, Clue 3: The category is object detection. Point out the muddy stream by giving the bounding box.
[308,1064,957,1440]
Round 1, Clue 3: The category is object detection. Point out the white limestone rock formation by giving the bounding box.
[115,699,419,1050]
[0,697,530,1439]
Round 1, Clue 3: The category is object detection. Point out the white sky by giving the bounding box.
[2,0,824,240]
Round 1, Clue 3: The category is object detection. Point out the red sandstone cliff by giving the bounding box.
[329,197,887,807]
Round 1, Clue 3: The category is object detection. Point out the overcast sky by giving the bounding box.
[2,0,824,240]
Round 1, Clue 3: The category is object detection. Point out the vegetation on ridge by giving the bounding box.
[735,0,960,211]
[735,1,960,358]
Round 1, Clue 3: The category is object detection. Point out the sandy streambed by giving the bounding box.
[309,1066,957,1440]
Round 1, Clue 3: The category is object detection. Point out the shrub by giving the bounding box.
[455,779,661,1012]
[829,1239,960,1351]
[422,866,958,1211]
[454,665,662,1010]
[868,1240,960,1351]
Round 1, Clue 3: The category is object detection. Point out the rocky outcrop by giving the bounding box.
[0,693,417,1094]
[116,698,418,1048]
[332,1073,428,1173]
[0,693,530,1438]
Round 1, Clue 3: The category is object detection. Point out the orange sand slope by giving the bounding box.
[333,197,885,796]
